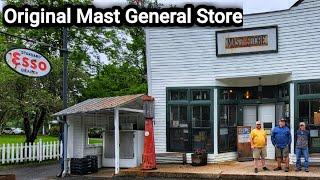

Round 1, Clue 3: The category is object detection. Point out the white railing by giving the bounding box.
[0,140,62,164]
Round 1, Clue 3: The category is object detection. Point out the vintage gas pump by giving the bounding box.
[141,95,156,170]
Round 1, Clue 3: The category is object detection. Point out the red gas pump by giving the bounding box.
[141,95,156,170]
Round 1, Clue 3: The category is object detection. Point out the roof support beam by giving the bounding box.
[118,107,144,113]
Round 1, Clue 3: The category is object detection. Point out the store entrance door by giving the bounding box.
[258,104,276,160]
[243,104,276,159]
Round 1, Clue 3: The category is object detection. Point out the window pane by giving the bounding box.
[228,127,237,151]
[243,88,257,99]
[228,105,237,127]
[219,105,237,153]
[193,130,212,151]
[192,105,210,127]
[279,86,289,98]
[192,90,210,100]
[170,90,188,100]
[170,105,188,128]
[193,91,201,100]
[311,83,320,94]
[262,86,275,99]
[179,90,188,100]
[202,90,210,100]
[299,101,309,124]
[220,89,237,100]
[299,84,309,95]
[311,101,320,125]
[169,129,190,152]
[180,106,188,124]
[220,105,228,127]
[170,90,179,100]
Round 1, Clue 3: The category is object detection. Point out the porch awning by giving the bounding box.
[215,71,292,87]
[52,94,144,116]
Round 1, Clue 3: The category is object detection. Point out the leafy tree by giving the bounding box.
[0,0,114,142]
[82,63,147,98]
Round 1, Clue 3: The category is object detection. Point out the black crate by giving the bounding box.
[70,156,98,175]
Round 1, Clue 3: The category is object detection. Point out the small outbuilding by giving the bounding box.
[53,94,146,174]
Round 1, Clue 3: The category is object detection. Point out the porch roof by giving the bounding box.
[52,94,144,116]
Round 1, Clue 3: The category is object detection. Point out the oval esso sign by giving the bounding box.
[5,48,51,77]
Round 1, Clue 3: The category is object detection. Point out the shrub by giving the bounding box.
[48,126,60,136]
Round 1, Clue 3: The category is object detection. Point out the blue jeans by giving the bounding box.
[296,148,309,170]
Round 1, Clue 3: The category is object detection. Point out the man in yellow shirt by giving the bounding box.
[250,121,269,173]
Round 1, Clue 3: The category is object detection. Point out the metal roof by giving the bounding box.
[52,94,144,116]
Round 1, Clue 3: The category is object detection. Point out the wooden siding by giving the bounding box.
[146,0,320,154]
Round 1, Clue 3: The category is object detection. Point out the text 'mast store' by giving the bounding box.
[146,0,320,163]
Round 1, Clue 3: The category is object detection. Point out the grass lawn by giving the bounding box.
[88,138,103,145]
[0,135,59,145]
[0,135,103,145]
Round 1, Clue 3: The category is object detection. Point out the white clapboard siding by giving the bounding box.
[0,140,62,165]
[146,0,320,160]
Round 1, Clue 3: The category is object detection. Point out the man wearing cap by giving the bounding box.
[271,118,291,172]
[250,121,269,173]
[295,122,310,172]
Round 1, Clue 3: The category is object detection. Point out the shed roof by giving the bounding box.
[53,94,144,116]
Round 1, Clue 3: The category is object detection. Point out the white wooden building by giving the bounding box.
[146,0,320,163]
[53,94,145,174]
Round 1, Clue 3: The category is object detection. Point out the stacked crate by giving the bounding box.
[86,155,98,173]
[70,155,98,175]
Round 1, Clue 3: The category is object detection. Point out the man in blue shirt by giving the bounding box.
[271,118,291,172]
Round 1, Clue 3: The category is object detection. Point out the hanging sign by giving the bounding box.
[4,48,51,77]
[216,26,278,57]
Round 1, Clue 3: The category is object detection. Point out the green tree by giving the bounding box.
[82,63,147,98]
[0,0,115,142]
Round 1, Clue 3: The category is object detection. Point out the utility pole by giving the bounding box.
[62,27,69,177]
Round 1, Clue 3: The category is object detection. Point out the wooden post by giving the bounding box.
[114,108,120,174]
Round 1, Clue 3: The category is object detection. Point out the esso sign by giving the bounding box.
[5,48,51,77]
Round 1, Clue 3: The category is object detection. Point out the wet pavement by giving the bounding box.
[0,161,60,180]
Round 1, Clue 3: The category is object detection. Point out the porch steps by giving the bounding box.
[156,153,187,164]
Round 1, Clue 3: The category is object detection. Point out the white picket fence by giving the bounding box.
[0,140,62,164]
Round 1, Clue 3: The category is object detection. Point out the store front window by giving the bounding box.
[219,104,237,153]
[167,88,213,153]
[297,82,320,153]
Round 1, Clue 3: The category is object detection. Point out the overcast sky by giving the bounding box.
[93,0,300,14]
[1,0,299,14]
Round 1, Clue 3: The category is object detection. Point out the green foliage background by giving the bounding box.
[0,0,149,142]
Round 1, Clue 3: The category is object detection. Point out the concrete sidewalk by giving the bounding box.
[116,160,320,179]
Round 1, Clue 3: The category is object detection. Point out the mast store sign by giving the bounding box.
[216,26,278,57]
[5,48,51,77]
